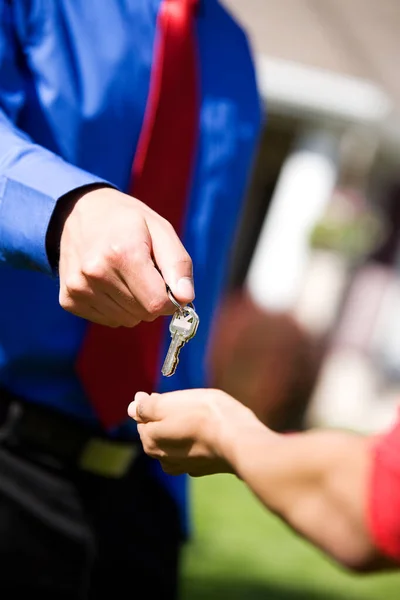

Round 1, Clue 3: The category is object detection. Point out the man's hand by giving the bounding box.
[58,187,194,326]
[128,388,265,476]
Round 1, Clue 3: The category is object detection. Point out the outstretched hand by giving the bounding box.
[128,388,260,477]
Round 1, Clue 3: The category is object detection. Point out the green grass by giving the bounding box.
[181,475,400,600]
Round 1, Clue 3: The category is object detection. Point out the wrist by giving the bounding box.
[46,183,114,272]
[214,400,272,474]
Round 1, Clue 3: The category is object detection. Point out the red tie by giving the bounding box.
[76,0,200,429]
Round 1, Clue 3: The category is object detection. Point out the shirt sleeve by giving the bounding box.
[368,415,400,562]
[0,4,107,275]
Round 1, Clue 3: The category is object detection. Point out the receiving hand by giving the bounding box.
[128,388,259,477]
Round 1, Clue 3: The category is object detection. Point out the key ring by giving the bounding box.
[167,288,183,312]
[167,287,195,314]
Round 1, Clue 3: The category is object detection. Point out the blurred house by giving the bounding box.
[225,0,400,111]
[214,0,400,433]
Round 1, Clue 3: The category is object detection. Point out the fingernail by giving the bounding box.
[176,277,195,300]
[128,401,136,418]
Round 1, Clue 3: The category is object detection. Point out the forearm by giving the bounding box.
[0,115,108,274]
[0,15,109,275]
[223,422,381,569]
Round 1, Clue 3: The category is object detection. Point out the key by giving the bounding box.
[162,306,199,377]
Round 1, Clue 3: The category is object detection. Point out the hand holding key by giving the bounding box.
[162,291,199,377]
[58,187,195,327]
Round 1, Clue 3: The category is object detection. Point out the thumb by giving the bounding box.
[148,218,195,305]
[128,392,150,423]
[128,392,163,423]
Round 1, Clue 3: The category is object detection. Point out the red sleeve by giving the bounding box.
[368,417,400,562]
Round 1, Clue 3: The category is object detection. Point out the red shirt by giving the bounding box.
[369,416,400,561]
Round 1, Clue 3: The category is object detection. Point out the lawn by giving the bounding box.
[181,474,400,600]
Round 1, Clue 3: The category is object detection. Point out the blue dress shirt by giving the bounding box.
[0,0,261,521]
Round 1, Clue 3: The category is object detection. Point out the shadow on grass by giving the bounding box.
[181,577,340,600]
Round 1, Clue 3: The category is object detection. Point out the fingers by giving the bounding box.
[112,227,177,320]
[129,389,206,425]
[129,389,193,423]
[60,237,174,326]
[129,392,216,478]
[147,217,195,305]
[135,422,185,473]
[85,232,174,321]
[60,281,142,328]
[128,394,145,422]
[122,260,174,320]
[128,392,162,423]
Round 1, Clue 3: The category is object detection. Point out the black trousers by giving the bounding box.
[0,442,182,599]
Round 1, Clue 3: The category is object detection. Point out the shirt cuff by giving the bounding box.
[0,169,107,275]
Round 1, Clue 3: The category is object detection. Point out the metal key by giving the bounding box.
[162,305,199,377]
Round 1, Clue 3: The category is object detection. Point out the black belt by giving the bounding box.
[0,389,141,478]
